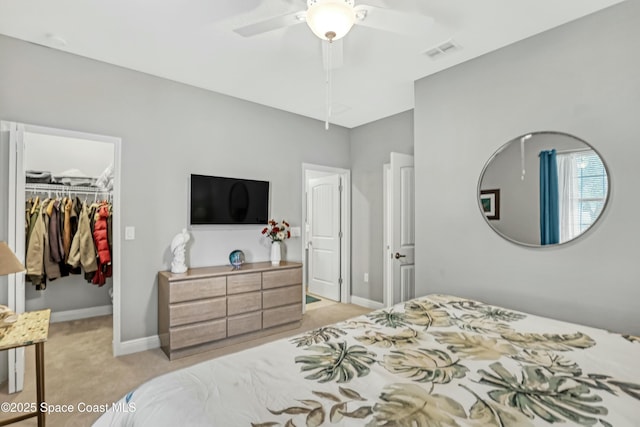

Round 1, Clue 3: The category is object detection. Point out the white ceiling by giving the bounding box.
[0,0,625,128]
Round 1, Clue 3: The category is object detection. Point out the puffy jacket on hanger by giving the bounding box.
[67,202,98,273]
[92,204,111,286]
[93,204,111,266]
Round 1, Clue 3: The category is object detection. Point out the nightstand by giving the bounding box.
[0,309,51,427]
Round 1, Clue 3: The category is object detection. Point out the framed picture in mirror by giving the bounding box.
[480,189,500,220]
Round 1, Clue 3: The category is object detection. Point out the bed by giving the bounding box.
[94,294,640,426]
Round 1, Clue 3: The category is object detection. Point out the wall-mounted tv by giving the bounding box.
[190,174,269,225]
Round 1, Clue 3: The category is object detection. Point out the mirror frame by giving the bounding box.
[477,131,611,248]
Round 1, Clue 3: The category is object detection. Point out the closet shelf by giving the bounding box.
[25,183,111,196]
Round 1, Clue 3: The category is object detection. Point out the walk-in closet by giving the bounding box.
[24,131,115,319]
[3,121,121,393]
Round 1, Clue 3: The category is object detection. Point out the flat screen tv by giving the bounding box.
[190,174,269,225]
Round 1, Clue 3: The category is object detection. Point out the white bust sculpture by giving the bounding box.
[170,228,191,274]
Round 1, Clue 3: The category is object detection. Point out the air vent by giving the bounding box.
[424,39,461,60]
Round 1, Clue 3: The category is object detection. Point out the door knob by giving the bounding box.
[394,252,406,259]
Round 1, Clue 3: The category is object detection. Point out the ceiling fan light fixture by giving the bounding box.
[306,0,356,42]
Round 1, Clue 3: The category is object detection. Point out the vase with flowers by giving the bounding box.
[262,219,291,265]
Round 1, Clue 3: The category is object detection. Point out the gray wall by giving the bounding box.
[0,35,351,344]
[350,110,414,302]
[414,1,640,335]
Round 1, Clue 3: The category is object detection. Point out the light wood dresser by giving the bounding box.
[158,261,303,360]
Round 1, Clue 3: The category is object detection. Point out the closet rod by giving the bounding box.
[25,183,111,196]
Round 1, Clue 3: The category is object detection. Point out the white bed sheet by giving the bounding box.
[95,295,640,426]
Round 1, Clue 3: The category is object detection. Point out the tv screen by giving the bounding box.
[190,174,269,225]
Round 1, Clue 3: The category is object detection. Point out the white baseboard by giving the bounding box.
[350,296,384,310]
[50,305,113,323]
[115,335,161,356]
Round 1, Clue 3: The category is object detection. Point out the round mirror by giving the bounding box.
[478,131,610,247]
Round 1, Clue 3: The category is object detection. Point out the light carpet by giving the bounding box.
[0,301,371,426]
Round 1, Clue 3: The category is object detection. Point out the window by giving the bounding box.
[557,150,608,242]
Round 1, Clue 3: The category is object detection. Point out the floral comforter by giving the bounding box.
[94,295,640,426]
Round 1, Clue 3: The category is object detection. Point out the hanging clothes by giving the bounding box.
[26,201,46,290]
[67,202,98,274]
[25,199,33,244]
[92,203,112,287]
[25,187,113,290]
[48,200,64,265]
[68,196,83,275]
[71,196,81,235]
[62,197,72,263]
[42,199,61,281]
[49,199,70,277]
[26,197,40,253]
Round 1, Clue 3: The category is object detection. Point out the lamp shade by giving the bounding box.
[0,242,25,276]
[306,0,356,41]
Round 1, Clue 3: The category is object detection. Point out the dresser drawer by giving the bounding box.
[262,268,302,290]
[170,277,226,303]
[228,311,262,337]
[263,303,302,329]
[170,318,226,349]
[227,291,262,316]
[263,284,301,309]
[227,273,261,294]
[169,297,226,327]
[159,262,304,360]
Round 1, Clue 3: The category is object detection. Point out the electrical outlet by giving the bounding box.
[364,273,369,283]
[125,226,135,240]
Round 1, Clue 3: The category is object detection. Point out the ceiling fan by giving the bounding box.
[233,0,434,44]
[233,0,434,128]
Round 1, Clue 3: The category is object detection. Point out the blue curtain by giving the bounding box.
[539,149,559,245]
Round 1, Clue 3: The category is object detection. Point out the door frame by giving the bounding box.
[4,121,123,371]
[383,163,393,308]
[301,163,351,309]
[5,121,25,392]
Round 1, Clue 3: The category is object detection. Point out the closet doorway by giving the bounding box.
[4,121,122,393]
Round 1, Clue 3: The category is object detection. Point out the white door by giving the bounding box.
[390,153,415,303]
[307,175,341,301]
[5,121,26,393]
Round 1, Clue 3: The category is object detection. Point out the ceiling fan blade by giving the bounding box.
[354,4,434,36]
[233,10,306,37]
[322,39,344,70]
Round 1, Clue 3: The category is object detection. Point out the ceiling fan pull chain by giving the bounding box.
[325,39,332,130]
[520,134,532,180]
